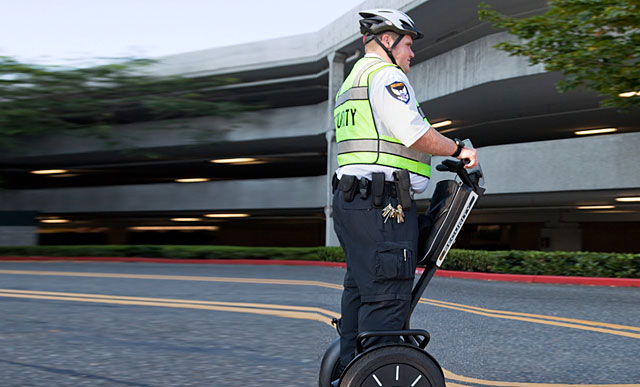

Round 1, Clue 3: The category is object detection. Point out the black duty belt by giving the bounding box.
[333,169,413,209]
[334,173,396,207]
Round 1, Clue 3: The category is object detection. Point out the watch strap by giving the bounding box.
[451,138,463,158]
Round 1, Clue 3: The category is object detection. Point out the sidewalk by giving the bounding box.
[1,256,639,287]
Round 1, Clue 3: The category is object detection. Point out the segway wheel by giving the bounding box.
[319,338,343,387]
[339,345,445,387]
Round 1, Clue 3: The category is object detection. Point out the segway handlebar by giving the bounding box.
[436,159,485,195]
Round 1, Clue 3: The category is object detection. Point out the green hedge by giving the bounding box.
[0,245,638,278]
[0,245,346,262]
[443,249,639,279]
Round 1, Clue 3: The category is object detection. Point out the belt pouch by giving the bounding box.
[340,175,358,202]
[393,169,412,208]
[371,173,385,207]
[358,178,369,199]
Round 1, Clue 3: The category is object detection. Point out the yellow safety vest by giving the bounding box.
[334,57,431,177]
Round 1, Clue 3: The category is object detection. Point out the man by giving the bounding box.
[332,8,478,373]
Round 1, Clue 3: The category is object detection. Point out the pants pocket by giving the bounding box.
[375,241,415,280]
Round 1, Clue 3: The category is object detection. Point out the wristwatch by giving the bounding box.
[451,138,464,158]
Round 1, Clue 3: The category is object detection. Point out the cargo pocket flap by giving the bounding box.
[375,241,415,280]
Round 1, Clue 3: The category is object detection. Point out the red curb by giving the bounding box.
[2,256,638,287]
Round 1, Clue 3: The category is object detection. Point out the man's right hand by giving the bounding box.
[458,147,478,169]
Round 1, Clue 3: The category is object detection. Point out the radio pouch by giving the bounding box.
[371,173,385,207]
[393,169,412,209]
[358,178,369,199]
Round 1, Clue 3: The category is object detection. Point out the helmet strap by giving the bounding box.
[373,34,405,69]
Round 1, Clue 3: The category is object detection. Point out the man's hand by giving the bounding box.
[409,128,479,169]
[458,147,478,169]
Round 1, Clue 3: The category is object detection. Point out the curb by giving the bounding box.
[2,256,639,287]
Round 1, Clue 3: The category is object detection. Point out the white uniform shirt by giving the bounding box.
[336,53,432,193]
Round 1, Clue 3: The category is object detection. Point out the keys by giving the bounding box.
[381,203,405,224]
[382,203,395,223]
[395,204,404,224]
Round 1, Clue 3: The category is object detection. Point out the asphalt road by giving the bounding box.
[0,261,639,387]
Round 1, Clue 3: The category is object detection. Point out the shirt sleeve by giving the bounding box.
[369,66,431,147]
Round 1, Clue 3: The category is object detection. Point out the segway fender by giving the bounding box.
[318,337,342,387]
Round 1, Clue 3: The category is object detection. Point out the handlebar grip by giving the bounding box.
[436,159,478,191]
[438,159,465,172]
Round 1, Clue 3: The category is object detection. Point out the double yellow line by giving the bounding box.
[444,369,640,387]
[0,288,339,326]
[0,269,343,290]
[1,269,637,339]
[420,298,640,340]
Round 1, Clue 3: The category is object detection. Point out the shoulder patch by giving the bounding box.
[385,81,410,104]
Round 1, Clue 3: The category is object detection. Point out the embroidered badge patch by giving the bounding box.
[386,82,410,104]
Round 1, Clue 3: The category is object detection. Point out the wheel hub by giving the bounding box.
[362,363,427,387]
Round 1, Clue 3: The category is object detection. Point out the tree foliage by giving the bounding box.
[479,0,640,110]
[0,56,253,149]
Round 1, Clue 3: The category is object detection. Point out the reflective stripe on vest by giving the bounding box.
[334,57,431,177]
[335,87,368,107]
[337,139,431,164]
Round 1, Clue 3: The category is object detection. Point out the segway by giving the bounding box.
[319,151,485,387]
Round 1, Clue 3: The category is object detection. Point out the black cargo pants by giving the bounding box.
[332,177,418,368]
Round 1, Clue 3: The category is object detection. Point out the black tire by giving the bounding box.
[339,345,445,387]
[319,338,343,387]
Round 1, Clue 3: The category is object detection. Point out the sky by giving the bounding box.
[1,0,365,66]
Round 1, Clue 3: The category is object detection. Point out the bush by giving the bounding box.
[443,249,639,278]
[0,245,637,278]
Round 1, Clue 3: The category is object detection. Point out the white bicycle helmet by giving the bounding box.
[359,9,424,41]
[359,9,423,67]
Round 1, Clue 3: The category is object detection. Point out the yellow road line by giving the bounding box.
[420,299,640,339]
[0,290,335,326]
[0,270,344,289]
[443,369,640,387]
[0,289,340,319]
[425,299,640,332]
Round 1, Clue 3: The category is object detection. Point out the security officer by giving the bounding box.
[332,8,478,373]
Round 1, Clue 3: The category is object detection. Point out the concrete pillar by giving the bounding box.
[325,51,346,247]
[0,211,39,246]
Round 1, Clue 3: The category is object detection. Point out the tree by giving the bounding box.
[479,0,640,110]
[0,56,255,149]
